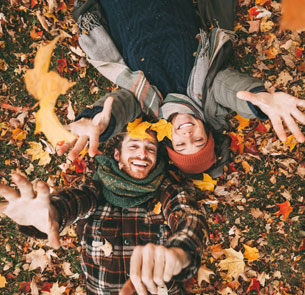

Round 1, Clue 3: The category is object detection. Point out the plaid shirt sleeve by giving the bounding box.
[50,180,103,232]
[160,178,209,280]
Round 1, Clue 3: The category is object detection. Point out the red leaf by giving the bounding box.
[274,200,293,221]
[72,157,87,173]
[255,121,267,133]
[248,7,261,21]
[58,2,66,10]
[184,277,197,290]
[57,58,67,74]
[228,132,244,154]
[299,238,305,251]
[246,278,260,293]
[296,47,304,58]
[18,281,31,293]
[41,282,53,292]
[30,0,37,8]
[6,273,15,279]
[30,29,43,40]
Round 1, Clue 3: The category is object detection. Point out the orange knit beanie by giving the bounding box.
[166,132,216,174]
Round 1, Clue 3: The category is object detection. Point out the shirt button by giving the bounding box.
[124,239,130,246]
[126,272,130,278]
[157,233,161,238]
[123,209,129,214]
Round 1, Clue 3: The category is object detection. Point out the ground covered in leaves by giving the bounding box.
[0,0,304,294]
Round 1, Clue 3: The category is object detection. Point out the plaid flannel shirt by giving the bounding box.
[50,177,209,295]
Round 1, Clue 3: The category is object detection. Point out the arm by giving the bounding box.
[120,181,209,295]
[0,173,102,248]
[58,89,142,160]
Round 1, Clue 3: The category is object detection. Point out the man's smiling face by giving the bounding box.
[114,133,158,179]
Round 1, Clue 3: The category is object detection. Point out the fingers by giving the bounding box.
[268,114,287,142]
[68,136,88,161]
[56,141,75,156]
[292,109,305,125]
[48,221,61,249]
[283,114,305,143]
[130,246,148,295]
[119,279,136,295]
[36,181,50,205]
[93,96,114,126]
[163,250,177,282]
[88,132,101,157]
[11,174,34,200]
[0,184,19,202]
[153,247,166,287]
[296,98,305,108]
[142,244,158,294]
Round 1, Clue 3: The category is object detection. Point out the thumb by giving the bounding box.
[236,91,257,104]
[119,279,136,295]
[92,96,114,126]
[48,222,61,249]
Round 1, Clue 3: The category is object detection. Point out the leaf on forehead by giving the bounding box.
[150,119,172,141]
[127,118,153,140]
[24,36,76,148]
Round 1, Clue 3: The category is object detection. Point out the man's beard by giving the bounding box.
[118,157,154,179]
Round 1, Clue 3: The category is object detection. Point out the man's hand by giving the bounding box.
[0,173,60,249]
[237,91,305,143]
[119,244,190,295]
[57,96,114,161]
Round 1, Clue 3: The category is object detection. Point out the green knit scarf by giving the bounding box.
[93,155,165,208]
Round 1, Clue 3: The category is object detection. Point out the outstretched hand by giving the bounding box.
[0,174,60,249]
[119,244,190,295]
[57,96,114,161]
[237,91,305,143]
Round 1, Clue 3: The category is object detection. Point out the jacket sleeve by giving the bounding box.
[18,180,104,238]
[75,89,142,141]
[208,67,265,119]
[160,179,209,280]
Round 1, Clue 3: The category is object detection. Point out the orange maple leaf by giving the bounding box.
[281,0,305,31]
[274,200,293,221]
[127,118,153,140]
[235,114,250,130]
[24,36,77,147]
[228,132,245,154]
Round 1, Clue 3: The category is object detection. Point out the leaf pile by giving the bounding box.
[0,0,305,294]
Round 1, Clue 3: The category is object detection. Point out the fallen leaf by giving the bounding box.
[260,17,274,32]
[235,114,250,130]
[246,278,260,293]
[284,135,297,152]
[50,282,66,295]
[24,36,77,148]
[62,262,74,276]
[197,265,215,285]
[281,0,305,31]
[26,248,51,271]
[275,70,293,87]
[26,141,51,166]
[127,118,153,140]
[274,200,293,221]
[219,248,246,280]
[150,119,172,141]
[153,201,161,214]
[219,287,237,295]
[192,173,217,192]
[243,244,259,262]
[0,274,7,288]
[47,0,57,13]
[248,20,261,33]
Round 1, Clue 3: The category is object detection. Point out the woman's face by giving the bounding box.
[171,113,208,154]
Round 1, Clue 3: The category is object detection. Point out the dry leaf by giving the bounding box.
[92,239,113,257]
[24,36,76,147]
[26,248,51,272]
[26,141,51,166]
[248,20,261,33]
[47,0,57,13]
[192,174,217,192]
[281,0,305,31]
[50,282,66,295]
[219,248,245,280]
[243,244,259,263]
[153,201,161,214]
[235,114,250,130]
[274,200,293,221]
[150,119,172,141]
[284,135,297,152]
[219,287,237,295]
[62,262,74,276]
[36,11,49,32]
[0,274,7,288]
[260,17,274,32]
[275,70,293,87]
[197,265,215,284]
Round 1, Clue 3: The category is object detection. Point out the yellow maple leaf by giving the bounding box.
[127,121,153,140]
[192,173,217,192]
[25,141,51,166]
[234,114,250,130]
[150,119,172,141]
[285,135,297,152]
[0,274,7,288]
[219,248,245,281]
[243,244,259,263]
[24,36,76,148]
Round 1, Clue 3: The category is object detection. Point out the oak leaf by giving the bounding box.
[24,36,76,148]
[219,248,245,280]
[197,265,214,285]
[192,174,217,192]
[274,200,293,221]
[25,141,51,166]
[243,244,259,263]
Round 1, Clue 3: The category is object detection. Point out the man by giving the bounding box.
[58,0,305,178]
[0,127,208,295]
